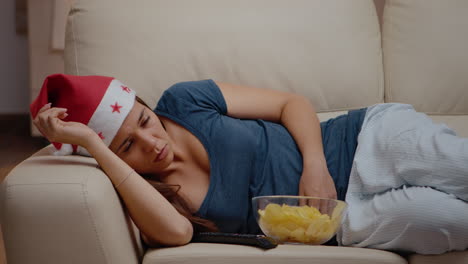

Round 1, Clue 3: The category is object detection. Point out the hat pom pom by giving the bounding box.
[53,143,74,156]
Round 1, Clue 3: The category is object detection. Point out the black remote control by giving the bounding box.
[191,232,278,249]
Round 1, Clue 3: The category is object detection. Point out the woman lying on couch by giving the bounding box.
[31,74,468,255]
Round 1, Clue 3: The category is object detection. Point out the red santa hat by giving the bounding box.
[30,74,136,156]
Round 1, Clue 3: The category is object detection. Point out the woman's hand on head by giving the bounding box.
[33,103,97,148]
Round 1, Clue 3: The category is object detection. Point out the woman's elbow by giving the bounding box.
[173,222,193,245]
[144,223,193,247]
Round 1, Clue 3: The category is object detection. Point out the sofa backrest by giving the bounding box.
[383,0,468,115]
[382,0,468,137]
[64,0,383,112]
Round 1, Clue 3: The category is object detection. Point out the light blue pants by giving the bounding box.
[339,103,468,254]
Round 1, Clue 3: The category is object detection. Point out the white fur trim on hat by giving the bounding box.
[52,143,74,156]
[78,79,136,156]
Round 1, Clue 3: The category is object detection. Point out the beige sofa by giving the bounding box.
[2,0,468,263]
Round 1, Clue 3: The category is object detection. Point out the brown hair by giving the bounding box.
[135,96,218,233]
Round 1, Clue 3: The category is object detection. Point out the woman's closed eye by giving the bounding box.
[142,116,150,126]
[123,115,150,153]
[123,140,133,152]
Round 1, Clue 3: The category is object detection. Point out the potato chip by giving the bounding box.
[258,203,341,244]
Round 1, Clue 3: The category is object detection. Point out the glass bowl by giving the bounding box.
[252,195,347,245]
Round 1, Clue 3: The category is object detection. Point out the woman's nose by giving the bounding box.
[136,130,159,153]
[136,131,156,152]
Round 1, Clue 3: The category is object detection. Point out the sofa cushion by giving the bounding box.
[408,250,468,264]
[428,115,468,138]
[383,0,468,114]
[318,111,468,139]
[65,0,383,112]
[143,243,407,264]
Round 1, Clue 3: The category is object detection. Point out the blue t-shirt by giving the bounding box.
[155,80,365,234]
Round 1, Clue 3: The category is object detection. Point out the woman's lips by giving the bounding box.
[154,144,168,162]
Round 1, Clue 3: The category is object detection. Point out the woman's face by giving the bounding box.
[109,100,174,175]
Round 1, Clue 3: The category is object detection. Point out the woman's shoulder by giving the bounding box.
[157,79,227,114]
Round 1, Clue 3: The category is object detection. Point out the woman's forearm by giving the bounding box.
[280,95,327,169]
[83,135,193,246]
[280,95,338,200]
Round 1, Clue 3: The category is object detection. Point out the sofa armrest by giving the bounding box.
[0,146,144,264]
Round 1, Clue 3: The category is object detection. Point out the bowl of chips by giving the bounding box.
[252,195,347,245]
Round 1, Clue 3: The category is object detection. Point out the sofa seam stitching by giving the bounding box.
[70,4,79,75]
[81,172,109,264]
[384,0,392,104]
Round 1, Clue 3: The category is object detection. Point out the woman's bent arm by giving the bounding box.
[217,82,337,200]
[33,102,192,247]
[83,134,193,246]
